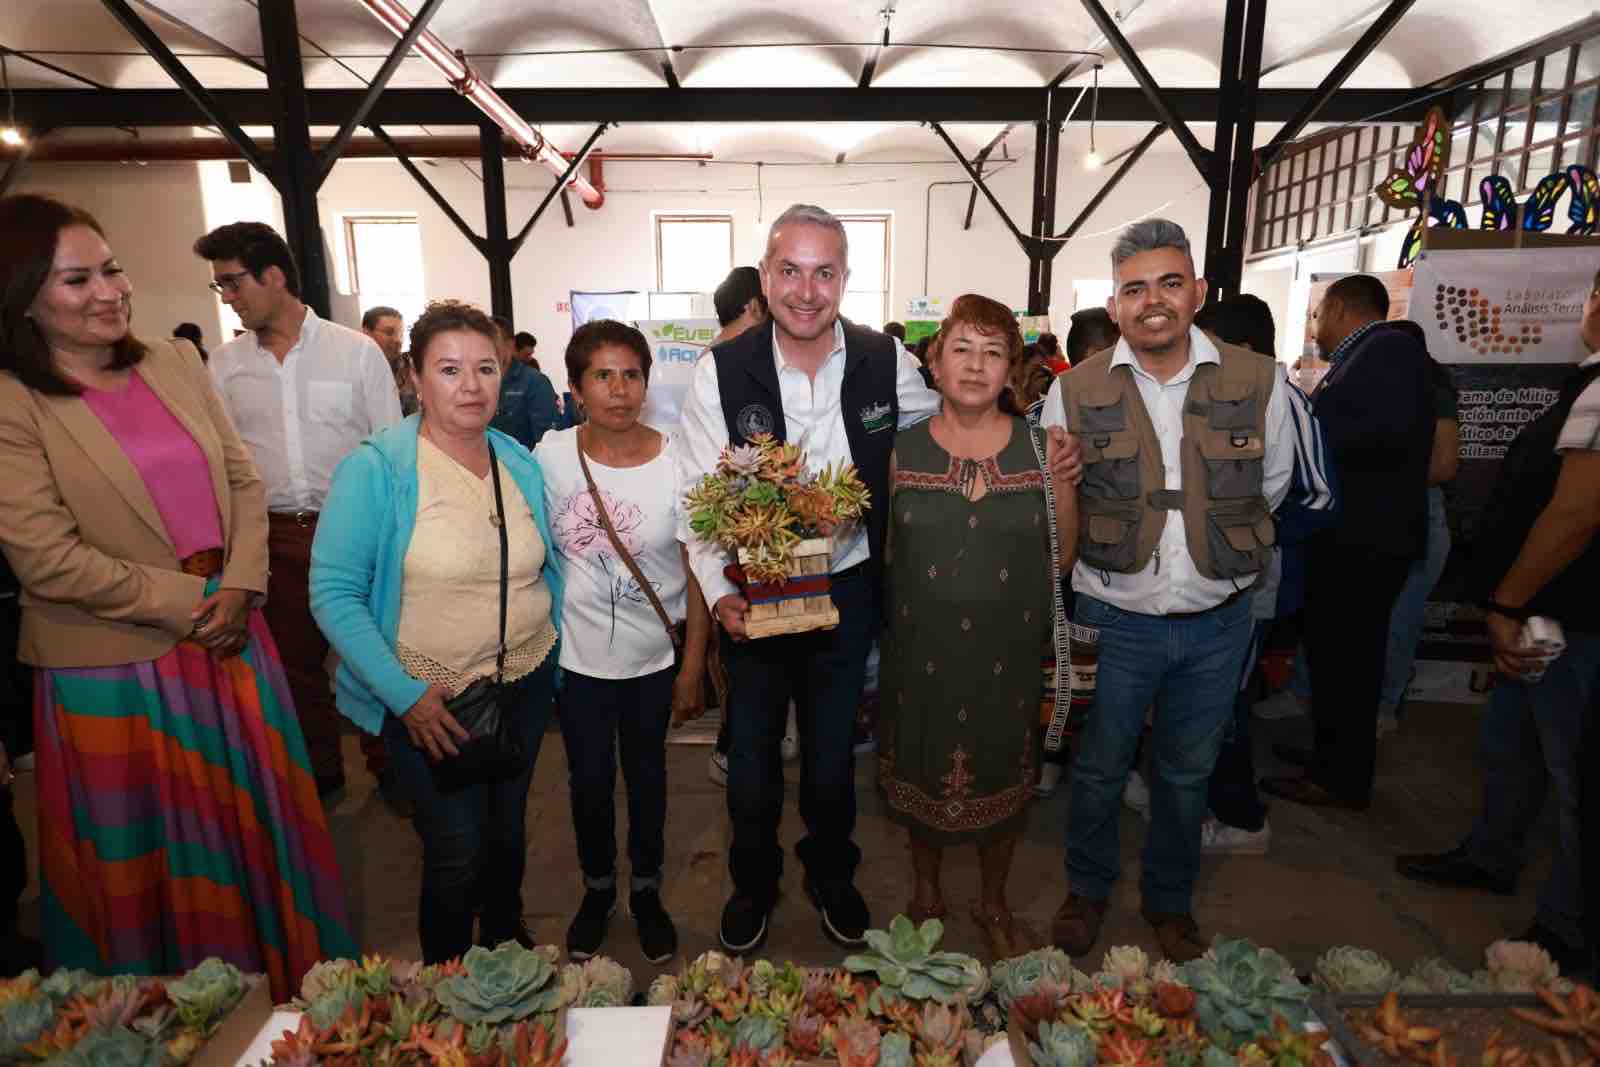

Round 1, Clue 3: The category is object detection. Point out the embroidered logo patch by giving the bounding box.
[736,403,775,439]
[859,400,893,434]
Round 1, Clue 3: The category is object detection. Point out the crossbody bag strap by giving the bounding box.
[576,429,681,647]
[486,441,509,681]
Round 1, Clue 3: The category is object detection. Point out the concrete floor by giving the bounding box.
[13,698,1557,980]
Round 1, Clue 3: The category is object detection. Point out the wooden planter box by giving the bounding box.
[738,538,841,638]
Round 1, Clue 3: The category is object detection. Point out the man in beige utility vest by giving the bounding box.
[1041,218,1295,962]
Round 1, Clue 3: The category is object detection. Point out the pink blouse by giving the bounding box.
[83,373,224,559]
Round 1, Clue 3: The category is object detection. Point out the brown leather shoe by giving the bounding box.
[1143,909,1206,962]
[1051,893,1108,957]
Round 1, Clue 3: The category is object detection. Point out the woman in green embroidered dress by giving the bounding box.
[878,294,1066,960]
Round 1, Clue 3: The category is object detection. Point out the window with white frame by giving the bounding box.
[344,215,425,334]
[838,214,891,330]
[656,214,734,294]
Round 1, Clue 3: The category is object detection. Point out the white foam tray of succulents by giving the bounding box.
[237,942,634,1066]
[0,958,266,1066]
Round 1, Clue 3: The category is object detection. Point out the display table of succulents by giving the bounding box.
[3,915,1590,1066]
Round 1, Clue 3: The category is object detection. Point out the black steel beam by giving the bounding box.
[1027,116,1064,315]
[1258,0,1418,166]
[560,189,574,228]
[509,122,609,255]
[0,46,109,91]
[369,124,485,252]
[95,0,267,173]
[928,121,1040,256]
[318,0,448,185]
[1060,125,1167,241]
[10,86,1450,129]
[964,124,1015,231]
[1203,0,1267,295]
[1217,0,1267,298]
[258,0,330,318]
[480,122,514,320]
[626,0,679,87]
[1077,0,1213,178]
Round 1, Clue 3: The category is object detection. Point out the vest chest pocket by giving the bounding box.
[1197,433,1265,499]
[1079,397,1128,434]
[1081,437,1141,501]
[1206,389,1259,430]
[1205,508,1276,578]
[1082,510,1140,573]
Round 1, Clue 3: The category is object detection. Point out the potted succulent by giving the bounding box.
[683,433,869,638]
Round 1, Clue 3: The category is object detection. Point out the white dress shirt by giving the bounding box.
[675,320,941,609]
[1041,327,1294,615]
[210,308,403,512]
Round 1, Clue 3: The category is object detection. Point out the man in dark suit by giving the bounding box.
[1261,274,1432,810]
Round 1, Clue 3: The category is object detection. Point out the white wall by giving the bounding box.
[12,162,220,353]
[19,141,1213,394]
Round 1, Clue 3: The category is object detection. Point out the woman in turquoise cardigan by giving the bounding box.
[310,300,564,962]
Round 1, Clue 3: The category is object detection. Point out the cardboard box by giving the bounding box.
[191,977,273,1067]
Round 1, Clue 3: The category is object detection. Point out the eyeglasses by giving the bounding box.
[208,270,252,295]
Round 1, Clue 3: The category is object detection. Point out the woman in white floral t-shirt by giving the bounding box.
[535,319,710,965]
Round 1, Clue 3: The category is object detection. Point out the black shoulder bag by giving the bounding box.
[431,442,527,791]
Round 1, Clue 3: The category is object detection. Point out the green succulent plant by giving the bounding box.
[879,1030,914,1067]
[1028,1020,1098,1067]
[1312,947,1397,994]
[991,948,1079,1011]
[1180,937,1311,1050]
[434,942,564,1024]
[0,992,55,1059]
[648,974,681,1006]
[40,968,97,1004]
[305,983,367,1031]
[843,916,985,1004]
[1404,958,1486,995]
[165,958,251,1035]
[730,1013,784,1053]
[297,959,357,1004]
[559,956,634,1008]
[57,1025,164,1067]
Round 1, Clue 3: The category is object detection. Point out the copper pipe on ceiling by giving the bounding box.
[358,0,606,207]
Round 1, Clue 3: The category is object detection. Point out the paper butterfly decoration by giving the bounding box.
[1376,106,1451,210]
[1478,172,1573,231]
[1570,164,1599,235]
[1388,160,1599,267]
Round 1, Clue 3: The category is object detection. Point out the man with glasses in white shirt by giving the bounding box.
[196,223,402,797]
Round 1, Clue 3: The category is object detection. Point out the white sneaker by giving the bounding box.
[1035,762,1063,797]
[1376,715,1399,739]
[707,750,728,787]
[781,733,800,763]
[1201,817,1271,855]
[1123,770,1151,820]
[1252,689,1307,721]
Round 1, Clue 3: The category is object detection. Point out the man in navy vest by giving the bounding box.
[677,204,1081,952]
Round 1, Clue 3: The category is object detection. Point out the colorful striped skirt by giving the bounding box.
[33,609,357,1000]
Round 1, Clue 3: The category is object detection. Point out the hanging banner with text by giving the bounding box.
[1406,245,1600,699]
[634,318,721,432]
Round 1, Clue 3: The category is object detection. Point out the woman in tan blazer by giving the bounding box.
[0,194,354,998]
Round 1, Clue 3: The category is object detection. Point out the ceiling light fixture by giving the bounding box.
[1,52,24,149]
[359,0,603,207]
[1083,63,1101,169]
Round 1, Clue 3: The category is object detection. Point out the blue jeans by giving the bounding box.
[724,570,876,903]
[1463,633,1600,951]
[1380,487,1452,717]
[557,668,673,890]
[1207,622,1269,832]
[1066,591,1255,914]
[383,659,555,963]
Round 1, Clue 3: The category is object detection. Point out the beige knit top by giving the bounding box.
[395,437,556,695]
